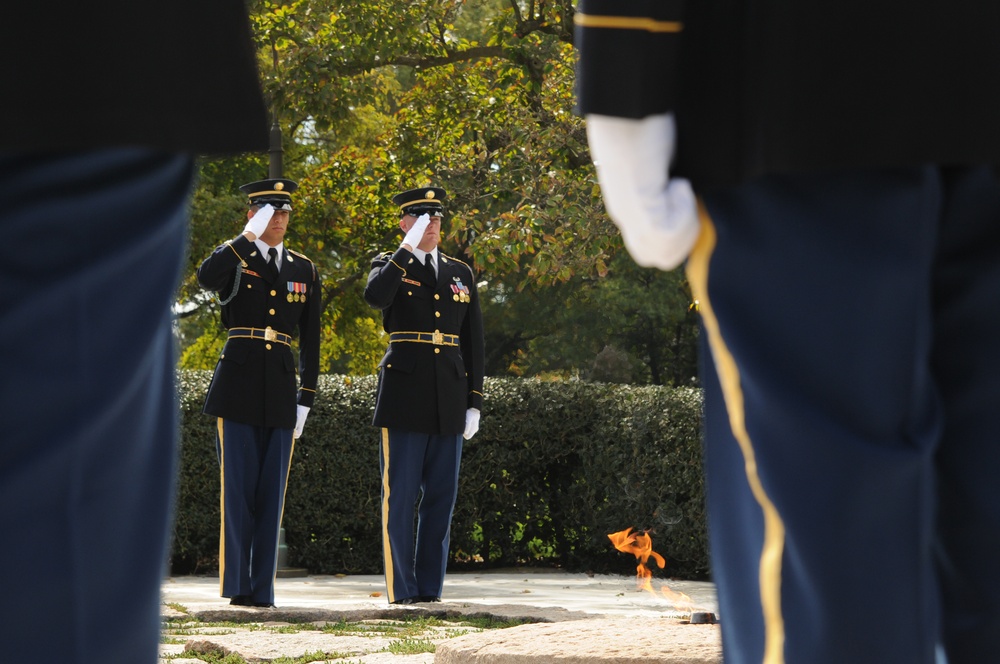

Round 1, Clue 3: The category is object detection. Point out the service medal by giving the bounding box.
[287,281,307,304]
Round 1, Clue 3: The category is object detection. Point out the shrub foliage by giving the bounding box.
[172,372,709,580]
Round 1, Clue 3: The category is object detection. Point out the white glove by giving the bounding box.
[244,203,275,238]
[463,408,481,440]
[401,213,431,250]
[586,113,699,271]
[293,404,310,439]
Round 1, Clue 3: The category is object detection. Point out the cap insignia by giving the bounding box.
[426,190,435,199]
[275,182,285,191]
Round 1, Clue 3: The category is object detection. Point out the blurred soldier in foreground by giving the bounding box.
[576,2,1000,663]
[0,2,268,662]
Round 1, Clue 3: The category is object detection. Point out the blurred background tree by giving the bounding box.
[176,0,698,386]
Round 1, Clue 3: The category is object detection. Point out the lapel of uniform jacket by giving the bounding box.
[247,246,271,281]
[439,253,462,296]
[403,251,437,288]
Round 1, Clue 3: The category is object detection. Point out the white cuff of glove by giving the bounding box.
[401,213,431,249]
[586,113,700,271]
[244,203,275,238]
[463,407,481,440]
[294,404,310,439]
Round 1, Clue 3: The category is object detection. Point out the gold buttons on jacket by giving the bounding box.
[270,289,277,296]
[266,343,272,350]
[247,284,252,289]
[434,348,440,354]
[434,294,440,300]
[435,311,441,318]
[269,308,276,315]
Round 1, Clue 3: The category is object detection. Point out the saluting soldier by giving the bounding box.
[197,178,321,608]
[364,186,485,604]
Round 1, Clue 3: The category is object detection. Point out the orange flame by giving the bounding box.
[609,527,694,612]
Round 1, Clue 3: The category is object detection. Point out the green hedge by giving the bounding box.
[172,372,709,580]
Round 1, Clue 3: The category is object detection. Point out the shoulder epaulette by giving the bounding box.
[289,249,318,280]
[288,249,313,263]
[442,253,475,275]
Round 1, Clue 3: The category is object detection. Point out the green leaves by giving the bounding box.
[181,0,698,383]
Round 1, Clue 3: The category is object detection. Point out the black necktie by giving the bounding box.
[424,252,436,284]
[267,247,279,282]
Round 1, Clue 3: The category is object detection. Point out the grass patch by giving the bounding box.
[386,638,436,655]
[268,624,305,634]
[170,650,248,663]
[162,611,541,662]
[270,651,357,663]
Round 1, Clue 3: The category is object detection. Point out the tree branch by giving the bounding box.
[336,44,508,77]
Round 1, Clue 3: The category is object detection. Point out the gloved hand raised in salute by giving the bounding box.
[400,213,431,251]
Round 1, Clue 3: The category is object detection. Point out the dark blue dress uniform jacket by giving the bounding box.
[364,248,485,435]
[198,235,321,429]
[575,0,1000,189]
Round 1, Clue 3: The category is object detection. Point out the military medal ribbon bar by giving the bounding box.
[286,281,307,302]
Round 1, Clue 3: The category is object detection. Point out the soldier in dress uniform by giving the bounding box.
[197,178,321,608]
[364,186,485,604]
[577,3,1000,663]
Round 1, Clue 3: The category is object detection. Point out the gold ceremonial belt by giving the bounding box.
[389,331,459,347]
[228,326,292,346]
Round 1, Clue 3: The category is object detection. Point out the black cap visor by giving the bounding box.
[404,205,444,216]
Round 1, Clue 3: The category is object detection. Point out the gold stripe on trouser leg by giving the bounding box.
[278,435,297,532]
[217,418,226,596]
[380,428,395,603]
[269,434,298,589]
[686,200,787,664]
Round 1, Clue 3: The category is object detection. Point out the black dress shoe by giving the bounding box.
[417,596,441,603]
[229,595,253,606]
[392,597,419,605]
[251,602,276,608]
